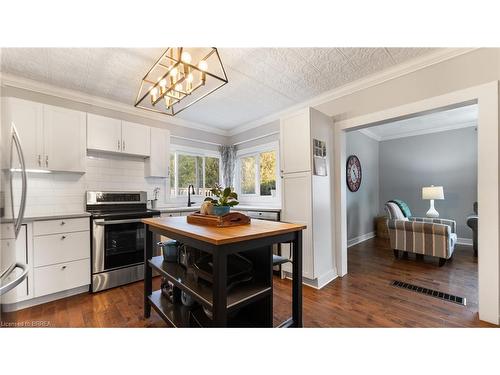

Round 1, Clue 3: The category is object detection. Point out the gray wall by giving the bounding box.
[229,120,279,150]
[346,131,380,241]
[379,127,477,239]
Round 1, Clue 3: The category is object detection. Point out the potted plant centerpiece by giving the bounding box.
[203,184,239,216]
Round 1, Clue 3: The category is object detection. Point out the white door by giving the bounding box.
[281,171,314,279]
[121,121,151,156]
[2,97,44,169]
[280,110,311,174]
[87,113,122,153]
[43,105,87,172]
[146,127,170,177]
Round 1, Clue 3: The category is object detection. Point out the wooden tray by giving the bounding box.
[186,211,251,227]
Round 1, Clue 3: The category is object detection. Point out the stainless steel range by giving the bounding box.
[86,191,160,292]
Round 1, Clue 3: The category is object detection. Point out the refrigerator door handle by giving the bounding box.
[9,123,28,239]
[0,262,28,296]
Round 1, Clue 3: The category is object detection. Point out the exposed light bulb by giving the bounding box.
[198,60,208,71]
[181,51,192,64]
[170,67,178,77]
[159,79,167,88]
[175,83,183,92]
[187,73,194,83]
[151,87,158,97]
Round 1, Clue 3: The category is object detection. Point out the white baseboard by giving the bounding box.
[457,237,473,246]
[283,269,338,289]
[2,285,89,312]
[348,231,376,247]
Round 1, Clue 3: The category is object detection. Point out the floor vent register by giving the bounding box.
[391,280,466,306]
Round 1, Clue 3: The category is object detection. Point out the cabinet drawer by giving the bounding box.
[247,211,279,221]
[34,258,90,297]
[34,217,90,236]
[34,231,90,267]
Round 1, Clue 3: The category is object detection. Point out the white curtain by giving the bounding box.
[219,145,236,188]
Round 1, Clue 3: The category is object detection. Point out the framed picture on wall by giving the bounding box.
[313,139,327,176]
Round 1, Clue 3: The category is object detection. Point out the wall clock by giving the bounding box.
[346,155,362,192]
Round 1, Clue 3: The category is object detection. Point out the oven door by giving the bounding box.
[93,218,146,274]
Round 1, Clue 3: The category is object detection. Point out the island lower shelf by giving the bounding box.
[148,256,272,312]
[148,290,269,328]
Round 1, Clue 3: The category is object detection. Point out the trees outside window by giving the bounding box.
[238,149,277,197]
[170,151,221,197]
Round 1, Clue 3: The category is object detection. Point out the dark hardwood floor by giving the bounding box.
[2,237,494,327]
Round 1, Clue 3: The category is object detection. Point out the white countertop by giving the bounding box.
[156,205,281,213]
[21,212,91,223]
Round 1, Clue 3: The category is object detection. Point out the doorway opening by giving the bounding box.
[344,104,479,323]
[334,82,499,325]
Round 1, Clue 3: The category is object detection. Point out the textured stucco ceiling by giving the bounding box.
[0,47,436,131]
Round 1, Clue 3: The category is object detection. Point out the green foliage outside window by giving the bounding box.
[170,152,221,196]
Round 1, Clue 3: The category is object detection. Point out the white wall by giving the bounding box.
[310,108,336,281]
[12,152,169,217]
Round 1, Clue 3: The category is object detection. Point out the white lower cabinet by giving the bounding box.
[2,218,91,308]
[32,217,90,298]
[34,231,91,267]
[281,172,314,279]
[34,259,90,298]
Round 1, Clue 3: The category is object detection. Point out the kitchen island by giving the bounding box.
[142,216,305,327]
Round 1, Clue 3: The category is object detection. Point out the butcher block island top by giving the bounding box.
[142,216,306,245]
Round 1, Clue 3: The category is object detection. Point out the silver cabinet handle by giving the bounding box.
[118,139,120,150]
[38,154,41,167]
[0,262,28,296]
[45,155,48,167]
[122,140,125,150]
[10,124,28,239]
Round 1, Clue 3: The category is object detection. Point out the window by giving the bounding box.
[240,156,256,194]
[237,144,278,198]
[170,149,221,197]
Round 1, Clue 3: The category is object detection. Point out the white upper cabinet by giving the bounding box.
[2,97,86,173]
[87,113,122,153]
[43,105,87,172]
[87,115,151,157]
[280,109,311,174]
[121,121,151,156]
[2,97,44,169]
[145,127,170,178]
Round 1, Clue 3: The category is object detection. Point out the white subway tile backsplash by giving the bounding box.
[15,153,168,216]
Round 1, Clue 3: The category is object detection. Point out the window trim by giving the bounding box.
[170,144,221,198]
[235,141,280,202]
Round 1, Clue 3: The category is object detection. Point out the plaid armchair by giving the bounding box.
[385,201,457,266]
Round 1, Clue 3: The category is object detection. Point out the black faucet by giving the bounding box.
[187,184,196,207]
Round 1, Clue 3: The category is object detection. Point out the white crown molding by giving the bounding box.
[358,128,382,141]
[228,48,479,136]
[0,73,230,137]
[356,120,476,142]
[376,120,477,141]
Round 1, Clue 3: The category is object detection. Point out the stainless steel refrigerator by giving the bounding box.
[0,98,29,322]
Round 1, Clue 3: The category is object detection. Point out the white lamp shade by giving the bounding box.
[422,186,444,200]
